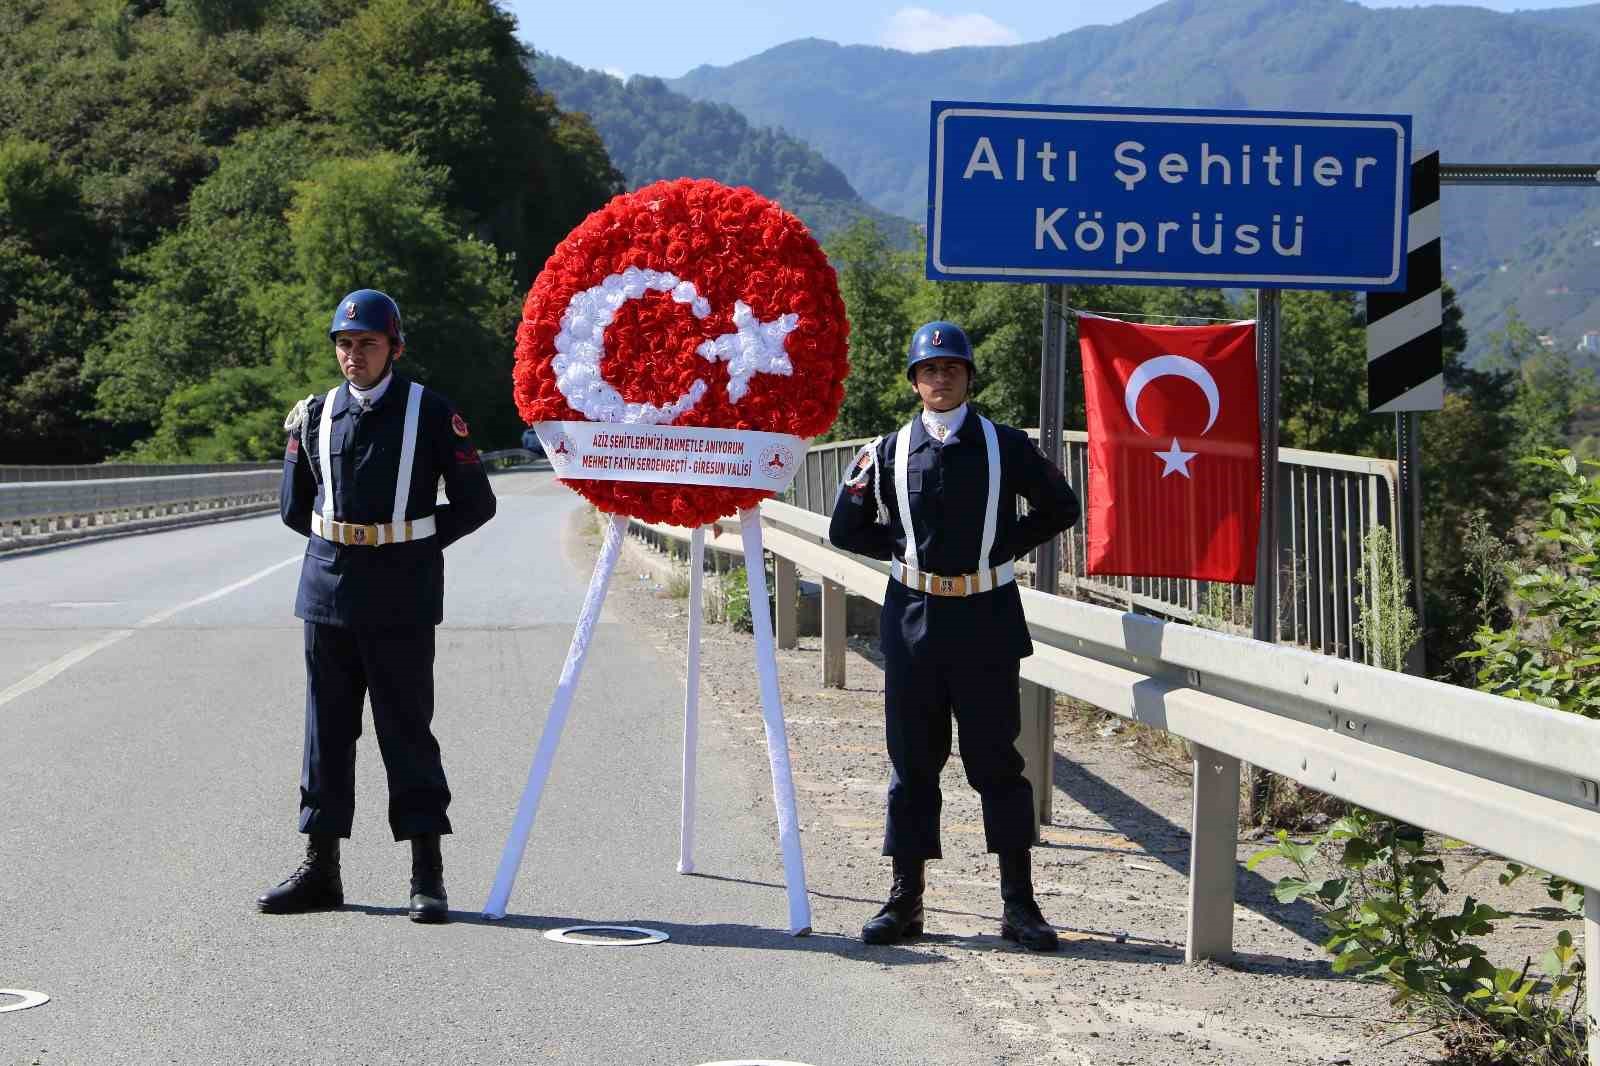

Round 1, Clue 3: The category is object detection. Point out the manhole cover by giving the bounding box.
[0,990,49,1014]
[544,925,669,946]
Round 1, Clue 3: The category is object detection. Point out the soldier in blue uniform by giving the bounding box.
[259,289,497,924]
[829,321,1079,951]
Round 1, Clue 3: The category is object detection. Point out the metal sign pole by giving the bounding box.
[1395,411,1425,673]
[1247,288,1283,823]
[1253,289,1282,644]
[1020,282,1068,836]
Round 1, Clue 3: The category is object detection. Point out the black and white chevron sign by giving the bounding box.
[1367,150,1442,413]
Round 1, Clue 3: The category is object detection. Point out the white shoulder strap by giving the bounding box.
[392,382,424,525]
[977,416,1001,576]
[317,386,340,524]
[893,421,917,571]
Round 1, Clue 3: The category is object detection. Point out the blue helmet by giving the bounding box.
[329,289,405,346]
[906,320,974,380]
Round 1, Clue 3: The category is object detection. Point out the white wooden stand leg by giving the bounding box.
[678,526,706,874]
[483,513,628,919]
[739,508,813,935]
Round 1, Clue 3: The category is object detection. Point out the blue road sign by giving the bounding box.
[927,102,1412,290]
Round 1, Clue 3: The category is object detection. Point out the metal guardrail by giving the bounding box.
[0,449,543,549]
[0,462,276,483]
[743,498,1600,1038]
[0,470,281,546]
[479,448,543,470]
[627,496,1600,1018]
[789,432,1398,666]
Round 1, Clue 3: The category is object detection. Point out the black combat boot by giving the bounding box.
[998,849,1059,951]
[861,856,925,944]
[257,833,343,914]
[408,833,449,924]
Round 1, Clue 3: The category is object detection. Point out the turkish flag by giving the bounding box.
[1077,315,1260,583]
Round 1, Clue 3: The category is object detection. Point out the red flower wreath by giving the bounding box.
[514,179,849,527]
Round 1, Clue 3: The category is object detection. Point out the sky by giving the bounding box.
[511,0,1597,80]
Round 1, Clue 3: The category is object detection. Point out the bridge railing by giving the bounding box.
[722,498,1600,1051]
[0,451,544,550]
[789,432,1398,666]
[0,461,276,482]
[0,470,281,548]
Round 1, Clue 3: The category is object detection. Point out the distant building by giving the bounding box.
[1580,331,1600,354]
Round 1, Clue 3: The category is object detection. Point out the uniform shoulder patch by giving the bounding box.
[283,393,316,433]
[451,412,470,438]
[285,434,300,459]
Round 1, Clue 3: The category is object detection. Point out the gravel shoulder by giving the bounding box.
[609,519,1574,1066]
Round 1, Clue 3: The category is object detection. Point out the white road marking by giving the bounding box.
[0,555,299,710]
[136,556,299,626]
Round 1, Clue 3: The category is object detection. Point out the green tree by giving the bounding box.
[1484,309,1600,476]
[1464,452,1600,720]
[826,217,916,439]
[309,0,549,276]
[0,138,103,462]
[83,125,317,437]
[129,364,300,462]
[285,151,521,444]
[1278,289,1388,456]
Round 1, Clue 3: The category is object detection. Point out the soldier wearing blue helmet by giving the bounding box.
[259,288,497,924]
[829,320,1079,951]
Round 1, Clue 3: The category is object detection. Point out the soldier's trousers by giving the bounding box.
[881,653,1035,859]
[298,621,452,841]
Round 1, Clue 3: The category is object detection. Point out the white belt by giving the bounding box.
[315,380,426,542]
[311,513,436,547]
[891,559,1014,597]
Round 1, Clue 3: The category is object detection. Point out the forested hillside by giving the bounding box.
[669,0,1600,354]
[532,55,911,244]
[0,0,620,464]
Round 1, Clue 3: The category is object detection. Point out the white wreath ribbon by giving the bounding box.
[536,420,805,492]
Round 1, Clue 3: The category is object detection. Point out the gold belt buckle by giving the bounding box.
[347,522,379,546]
[938,576,956,596]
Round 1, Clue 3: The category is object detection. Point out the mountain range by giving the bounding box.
[531,55,912,245]
[542,0,1600,355]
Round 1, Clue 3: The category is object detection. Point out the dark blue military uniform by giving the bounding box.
[280,373,496,841]
[829,414,1078,860]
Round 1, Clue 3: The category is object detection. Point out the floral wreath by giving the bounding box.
[514,178,849,527]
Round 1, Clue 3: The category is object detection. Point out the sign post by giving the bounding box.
[1020,282,1070,836]
[927,100,1412,962]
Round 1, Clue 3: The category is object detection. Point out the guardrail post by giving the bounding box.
[775,557,798,650]
[1587,887,1600,1065]
[1017,679,1052,841]
[821,579,846,688]
[1187,742,1241,964]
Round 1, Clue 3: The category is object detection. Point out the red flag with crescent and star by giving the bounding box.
[1077,314,1260,583]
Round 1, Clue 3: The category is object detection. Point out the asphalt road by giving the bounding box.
[0,470,1001,1066]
